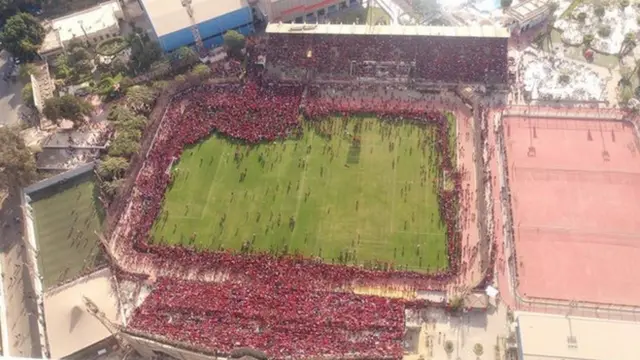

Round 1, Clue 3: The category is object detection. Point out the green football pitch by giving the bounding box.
[31,173,106,288]
[151,117,455,272]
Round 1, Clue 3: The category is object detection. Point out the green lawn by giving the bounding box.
[151,117,452,272]
[31,173,105,289]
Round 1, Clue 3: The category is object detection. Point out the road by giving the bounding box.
[0,50,27,127]
[0,192,42,357]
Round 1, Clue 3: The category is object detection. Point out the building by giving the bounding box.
[263,0,362,23]
[503,0,550,34]
[39,0,124,59]
[138,0,255,52]
[43,269,122,359]
[515,312,640,360]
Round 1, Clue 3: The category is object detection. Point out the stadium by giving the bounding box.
[78,22,509,360]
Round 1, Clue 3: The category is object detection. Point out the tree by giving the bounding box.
[42,95,93,127]
[620,32,637,57]
[594,4,605,17]
[67,45,94,75]
[0,13,45,61]
[97,156,129,181]
[190,63,211,78]
[101,178,125,198]
[0,126,36,187]
[107,105,137,123]
[0,0,44,17]
[21,82,34,108]
[171,46,199,71]
[96,74,122,98]
[576,12,587,23]
[474,344,484,357]
[558,73,571,84]
[223,30,246,58]
[18,62,38,81]
[125,85,157,114]
[108,132,140,158]
[583,33,594,45]
[444,340,454,355]
[128,31,162,74]
[621,0,630,8]
[53,55,72,80]
[107,106,147,132]
[110,57,129,75]
[114,114,146,132]
[597,25,612,37]
[500,0,513,8]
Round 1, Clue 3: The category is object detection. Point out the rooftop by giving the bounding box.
[507,0,550,22]
[44,268,121,359]
[40,0,122,53]
[141,0,246,38]
[265,23,510,38]
[516,312,640,360]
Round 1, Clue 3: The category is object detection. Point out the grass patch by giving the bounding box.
[151,117,452,272]
[31,172,105,289]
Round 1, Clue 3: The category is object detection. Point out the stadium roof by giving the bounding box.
[265,23,510,38]
[44,269,122,359]
[141,0,246,38]
[516,312,640,360]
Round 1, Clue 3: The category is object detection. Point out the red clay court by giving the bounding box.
[504,116,640,306]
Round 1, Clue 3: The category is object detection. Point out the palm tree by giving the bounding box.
[619,32,637,57]
[474,343,484,358]
[444,340,454,356]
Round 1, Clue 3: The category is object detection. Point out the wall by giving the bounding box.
[270,0,354,22]
[157,7,254,52]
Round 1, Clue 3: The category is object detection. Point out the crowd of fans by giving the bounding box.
[129,278,406,359]
[474,105,498,290]
[265,33,508,83]
[111,80,470,358]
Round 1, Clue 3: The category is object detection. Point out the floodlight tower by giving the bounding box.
[181,0,205,55]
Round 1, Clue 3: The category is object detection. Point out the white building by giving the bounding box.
[39,0,124,59]
[516,312,640,360]
[503,0,550,34]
